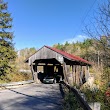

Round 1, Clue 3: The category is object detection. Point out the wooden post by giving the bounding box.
[86,65,90,80]
[76,65,80,86]
[44,63,47,75]
[35,63,37,72]
[74,65,76,84]
[30,64,34,81]
[85,66,88,81]
[35,63,39,83]
[87,65,90,75]
[63,62,69,83]
[76,65,78,85]
[77,65,80,86]
[80,66,83,85]
[66,65,69,83]
[72,65,74,85]
[80,66,82,84]
[84,66,87,82]
[68,65,73,85]
[75,65,80,86]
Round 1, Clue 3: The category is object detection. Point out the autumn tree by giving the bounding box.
[16,47,36,70]
[0,0,16,77]
[85,0,110,82]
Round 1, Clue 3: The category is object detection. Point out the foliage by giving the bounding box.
[0,0,16,77]
[85,0,110,82]
[53,43,65,51]
[102,67,110,83]
[80,83,110,110]
[0,1,34,83]
[16,47,36,70]
[63,92,83,110]
[0,72,32,83]
[19,47,36,58]
[7,72,32,82]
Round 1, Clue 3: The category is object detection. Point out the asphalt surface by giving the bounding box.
[0,83,63,110]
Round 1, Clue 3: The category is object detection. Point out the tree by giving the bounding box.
[85,0,110,82]
[0,0,16,77]
[53,43,65,51]
[16,47,36,70]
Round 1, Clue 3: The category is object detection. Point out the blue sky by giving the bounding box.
[5,0,105,50]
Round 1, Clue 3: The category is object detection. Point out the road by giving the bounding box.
[0,84,63,110]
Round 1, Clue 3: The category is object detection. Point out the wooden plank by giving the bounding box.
[80,66,83,85]
[28,46,63,65]
[30,64,34,81]
[63,62,69,83]
[72,65,75,84]
[76,65,80,86]
[76,66,78,85]
[78,65,81,86]
[74,65,76,84]
[71,65,74,85]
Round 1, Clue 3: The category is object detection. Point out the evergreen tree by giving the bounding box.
[0,0,16,76]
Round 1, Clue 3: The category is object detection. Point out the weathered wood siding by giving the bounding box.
[29,46,63,65]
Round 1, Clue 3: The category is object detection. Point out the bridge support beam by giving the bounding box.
[63,62,69,83]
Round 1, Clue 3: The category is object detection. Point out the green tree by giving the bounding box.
[0,0,16,76]
[54,43,65,51]
[80,39,93,60]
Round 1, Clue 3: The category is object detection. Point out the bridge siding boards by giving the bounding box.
[28,46,63,65]
[25,46,91,86]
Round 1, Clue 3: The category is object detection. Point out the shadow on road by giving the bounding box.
[0,84,63,110]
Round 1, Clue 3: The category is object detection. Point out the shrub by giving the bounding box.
[0,72,32,83]
[80,84,110,110]
[63,92,83,110]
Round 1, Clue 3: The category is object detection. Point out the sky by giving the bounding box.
[4,0,105,50]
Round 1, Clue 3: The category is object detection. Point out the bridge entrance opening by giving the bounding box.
[32,58,64,83]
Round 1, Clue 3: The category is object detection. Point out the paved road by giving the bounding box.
[0,84,63,110]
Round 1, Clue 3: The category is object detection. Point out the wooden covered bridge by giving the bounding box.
[25,45,91,86]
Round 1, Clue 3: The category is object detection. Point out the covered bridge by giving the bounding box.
[25,46,91,86]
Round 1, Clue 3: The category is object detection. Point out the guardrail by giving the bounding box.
[0,80,34,88]
[60,81,92,110]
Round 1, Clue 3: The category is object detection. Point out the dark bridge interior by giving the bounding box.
[33,58,64,83]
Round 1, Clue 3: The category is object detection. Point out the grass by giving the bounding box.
[63,92,84,110]
[0,72,32,84]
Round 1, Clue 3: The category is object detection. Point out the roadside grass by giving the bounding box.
[0,72,32,84]
[63,92,83,110]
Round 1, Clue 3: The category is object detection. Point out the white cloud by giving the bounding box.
[62,35,89,44]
